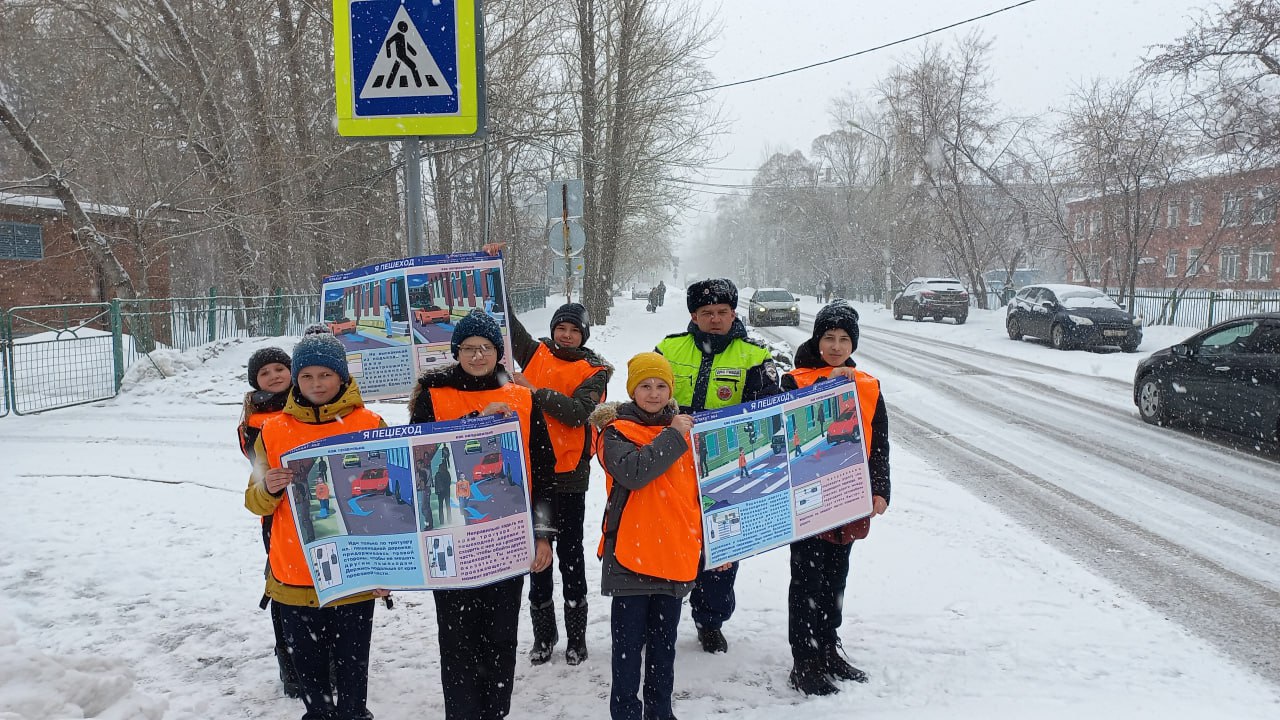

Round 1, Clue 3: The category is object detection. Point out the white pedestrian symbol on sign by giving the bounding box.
[360,5,452,100]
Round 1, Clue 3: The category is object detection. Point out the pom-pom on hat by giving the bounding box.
[686,278,738,313]
[451,310,504,359]
[626,352,675,397]
[247,347,291,390]
[812,300,860,352]
[291,333,350,383]
[550,302,590,344]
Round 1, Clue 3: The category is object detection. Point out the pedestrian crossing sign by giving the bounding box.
[334,0,484,137]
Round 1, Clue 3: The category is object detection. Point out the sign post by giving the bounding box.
[546,179,585,302]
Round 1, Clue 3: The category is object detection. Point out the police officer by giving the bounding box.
[655,278,782,653]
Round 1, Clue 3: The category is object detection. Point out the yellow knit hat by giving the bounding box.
[626,352,675,397]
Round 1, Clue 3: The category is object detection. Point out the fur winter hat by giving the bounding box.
[686,278,738,313]
[550,302,590,344]
[626,352,675,397]
[451,310,504,359]
[812,299,860,352]
[247,347,291,390]
[291,333,350,382]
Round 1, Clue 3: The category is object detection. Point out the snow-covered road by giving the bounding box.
[759,307,1280,684]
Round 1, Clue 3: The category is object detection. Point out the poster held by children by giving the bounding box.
[320,252,512,400]
[281,414,534,606]
[690,377,873,567]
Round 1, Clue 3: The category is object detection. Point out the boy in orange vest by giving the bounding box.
[245,332,388,720]
[508,302,612,665]
[590,352,701,720]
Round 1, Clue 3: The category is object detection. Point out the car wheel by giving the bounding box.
[914,308,924,322]
[1051,323,1071,350]
[933,314,943,322]
[1006,317,1022,340]
[1137,376,1169,426]
[955,314,967,325]
[893,306,903,320]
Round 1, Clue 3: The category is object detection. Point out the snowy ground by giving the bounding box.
[1,292,1277,719]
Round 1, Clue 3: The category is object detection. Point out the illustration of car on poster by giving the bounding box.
[826,400,861,445]
[352,467,388,495]
[343,453,361,468]
[473,452,508,484]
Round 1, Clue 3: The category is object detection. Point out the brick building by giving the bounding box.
[1065,166,1279,292]
[0,194,171,309]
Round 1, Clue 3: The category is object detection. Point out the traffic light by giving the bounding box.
[745,422,758,444]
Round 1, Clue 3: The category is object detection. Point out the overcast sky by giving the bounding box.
[679,0,1216,240]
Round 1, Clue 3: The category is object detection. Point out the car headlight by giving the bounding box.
[790,306,798,312]
[1067,315,1093,326]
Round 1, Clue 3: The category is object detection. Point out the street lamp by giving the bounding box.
[848,121,895,309]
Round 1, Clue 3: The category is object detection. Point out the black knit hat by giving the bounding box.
[686,278,738,313]
[550,302,590,344]
[812,299,860,352]
[291,334,350,383]
[247,347,291,390]
[451,310,504,359]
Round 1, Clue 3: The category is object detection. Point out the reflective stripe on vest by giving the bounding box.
[428,384,534,482]
[261,407,383,586]
[523,343,603,474]
[655,334,772,411]
[594,420,702,582]
[784,367,879,456]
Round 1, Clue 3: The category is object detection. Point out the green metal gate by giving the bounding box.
[3,302,118,414]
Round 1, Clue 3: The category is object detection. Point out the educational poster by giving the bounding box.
[320,252,512,399]
[281,414,532,606]
[690,377,872,567]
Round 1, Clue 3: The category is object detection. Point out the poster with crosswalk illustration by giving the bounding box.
[690,377,873,567]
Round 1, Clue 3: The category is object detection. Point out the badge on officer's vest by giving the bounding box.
[712,367,743,401]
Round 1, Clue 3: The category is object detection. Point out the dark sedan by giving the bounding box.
[1134,313,1280,443]
[892,277,969,323]
[1006,284,1142,351]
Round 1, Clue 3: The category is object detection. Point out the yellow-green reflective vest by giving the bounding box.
[655,333,772,411]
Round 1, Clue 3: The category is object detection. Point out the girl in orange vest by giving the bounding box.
[780,300,890,697]
[237,345,300,697]
[246,333,388,720]
[407,310,557,720]
[590,352,701,720]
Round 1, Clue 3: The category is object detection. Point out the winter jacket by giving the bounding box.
[655,319,782,412]
[245,380,386,607]
[782,339,891,544]
[590,401,701,597]
[237,389,289,462]
[509,314,613,493]
[408,363,558,539]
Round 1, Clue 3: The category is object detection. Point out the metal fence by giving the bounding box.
[2,286,548,415]
[1107,289,1280,328]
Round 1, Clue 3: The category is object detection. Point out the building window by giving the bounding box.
[1165,250,1178,278]
[1222,192,1244,226]
[1253,186,1276,224]
[1073,214,1086,240]
[1186,248,1201,277]
[0,221,44,260]
[1220,247,1240,281]
[1089,210,1101,237]
[1189,195,1204,225]
[1166,201,1181,228]
[1249,247,1274,281]
[1072,260,1085,282]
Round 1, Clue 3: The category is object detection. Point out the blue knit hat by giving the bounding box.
[451,310,504,359]
[291,333,350,382]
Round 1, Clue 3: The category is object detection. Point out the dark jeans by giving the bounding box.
[788,536,852,662]
[276,600,375,720]
[611,594,682,720]
[690,561,738,631]
[434,575,524,720]
[529,491,588,606]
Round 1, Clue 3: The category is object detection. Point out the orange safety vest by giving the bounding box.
[522,343,605,474]
[260,407,383,586]
[428,383,534,483]
[595,419,702,583]
[786,366,879,456]
[239,409,281,460]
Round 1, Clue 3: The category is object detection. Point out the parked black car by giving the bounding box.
[1134,313,1280,442]
[892,277,969,323]
[1006,284,1142,351]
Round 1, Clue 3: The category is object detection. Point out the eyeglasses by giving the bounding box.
[458,344,496,357]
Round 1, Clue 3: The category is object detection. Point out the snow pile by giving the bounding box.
[0,610,165,720]
[120,337,291,404]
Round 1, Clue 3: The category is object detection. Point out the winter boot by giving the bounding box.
[696,626,728,654]
[823,642,869,683]
[275,644,302,699]
[564,601,588,666]
[528,600,559,665]
[789,658,839,696]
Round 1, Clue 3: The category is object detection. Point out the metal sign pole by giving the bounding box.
[562,184,572,303]
[404,137,424,256]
